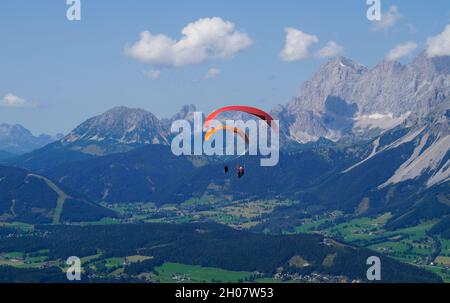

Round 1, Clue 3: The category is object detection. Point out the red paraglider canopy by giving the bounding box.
[204,106,277,130]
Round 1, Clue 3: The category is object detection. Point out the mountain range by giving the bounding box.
[1,52,448,230]
[6,106,174,172]
[0,52,448,283]
[0,123,62,155]
[274,53,450,143]
[10,52,448,157]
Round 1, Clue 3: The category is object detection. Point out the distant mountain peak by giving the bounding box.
[0,123,59,154]
[61,106,169,155]
[375,59,403,69]
[0,123,32,136]
[179,104,197,113]
[161,104,199,130]
[171,104,197,120]
[326,56,368,73]
[282,51,450,144]
[410,51,450,75]
[104,105,146,114]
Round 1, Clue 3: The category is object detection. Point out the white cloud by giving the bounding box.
[280,28,319,61]
[372,5,402,31]
[426,24,450,58]
[315,41,344,58]
[143,69,161,79]
[125,17,253,67]
[204,68,221,79]
[1,93,34,108]
[386,42,418,61]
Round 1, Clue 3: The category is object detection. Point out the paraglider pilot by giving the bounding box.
[237,165,245,178]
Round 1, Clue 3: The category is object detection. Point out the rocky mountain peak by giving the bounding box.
[161,104,199,130]
[62,106,169,150]
[373,59,404,72]
[0,123,32,137]
[410,51,450,77]
[0,124,59,154]
[96,106,159,124]
[331,56,368,73]
[280,52,450,144]
[170,104,197,121]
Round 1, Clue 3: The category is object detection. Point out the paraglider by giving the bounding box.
[237,165,245,178]
[204,125,250,145]
[204,106,277,132]
[204,126,249,177]
[203,105,279,176]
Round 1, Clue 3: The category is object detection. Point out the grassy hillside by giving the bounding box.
[0,165,116,224]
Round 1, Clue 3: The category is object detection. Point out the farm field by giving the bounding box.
[153,262,254,283]
[289,212,450,282]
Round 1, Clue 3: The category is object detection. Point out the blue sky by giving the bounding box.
[0,0,449,135]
